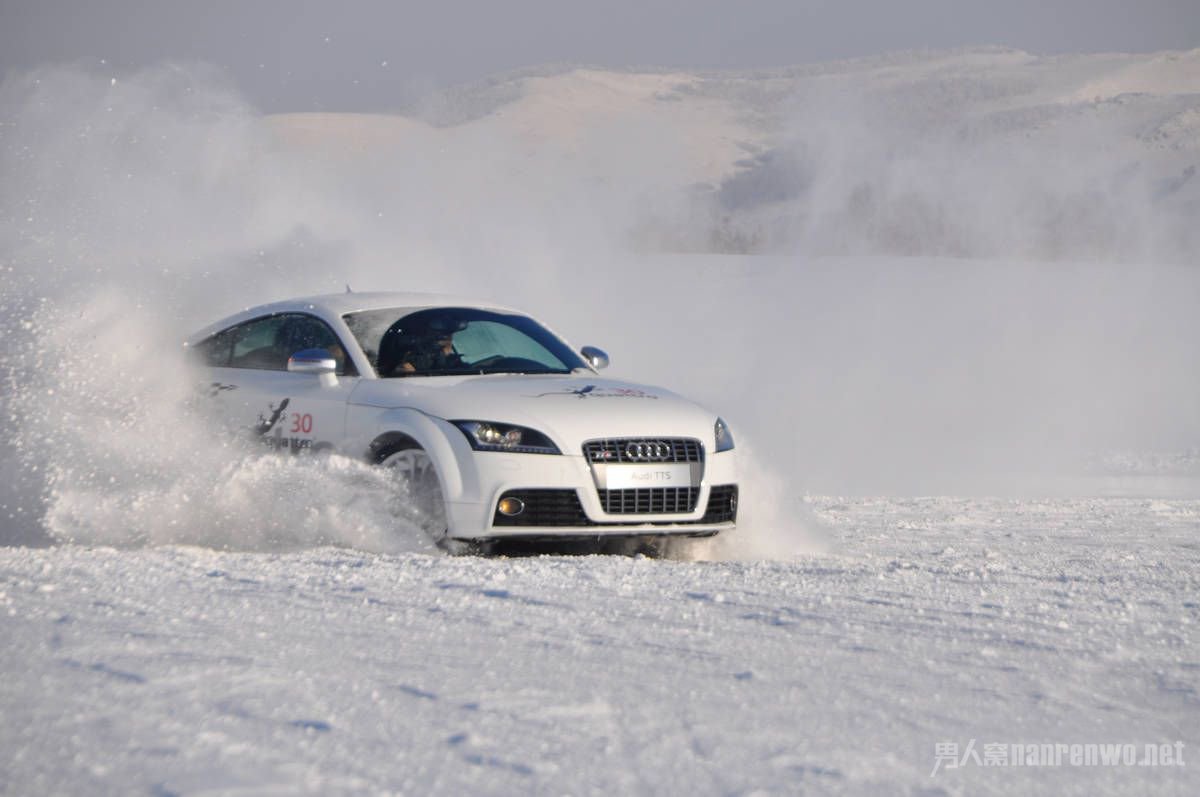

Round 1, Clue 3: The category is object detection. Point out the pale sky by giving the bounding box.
[1,0,1197,111]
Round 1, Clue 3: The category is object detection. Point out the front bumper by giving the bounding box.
[443,446,738,540]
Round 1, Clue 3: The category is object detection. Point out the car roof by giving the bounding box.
[186,291,521,344]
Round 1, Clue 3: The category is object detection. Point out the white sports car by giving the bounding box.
[187,292,738,552]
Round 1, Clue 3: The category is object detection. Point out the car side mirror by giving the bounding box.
[288,348,339,386]
[581,346,609,370]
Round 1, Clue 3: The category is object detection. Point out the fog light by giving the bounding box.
[497,497,525,516]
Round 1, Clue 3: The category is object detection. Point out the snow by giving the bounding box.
[2,496,1197,794]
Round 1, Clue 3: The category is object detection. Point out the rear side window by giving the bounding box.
[191,328,236,367]
[191,313,357,375]
[230,316,290,370]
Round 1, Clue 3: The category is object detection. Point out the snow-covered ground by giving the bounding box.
[2,496,1197,795]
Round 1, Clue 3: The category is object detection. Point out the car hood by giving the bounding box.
[349,373,718,451]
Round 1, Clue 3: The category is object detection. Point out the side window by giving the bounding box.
[279,315,357,376]
[198,313,357,375]
[230,316,290,371]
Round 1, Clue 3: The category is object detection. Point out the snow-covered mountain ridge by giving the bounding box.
[269,48,1200,260]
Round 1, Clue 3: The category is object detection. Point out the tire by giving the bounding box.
[377,444,471,554]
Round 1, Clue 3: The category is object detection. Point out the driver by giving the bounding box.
[401,324,465,373]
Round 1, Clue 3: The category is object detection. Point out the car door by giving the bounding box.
[192,313,358,455]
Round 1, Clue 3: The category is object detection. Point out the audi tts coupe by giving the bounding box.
[186,292,738,552]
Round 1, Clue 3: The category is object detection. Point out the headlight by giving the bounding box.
[714,417,735,453]
[451,421,561,454]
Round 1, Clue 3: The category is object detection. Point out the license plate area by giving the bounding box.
[591,462,701,490]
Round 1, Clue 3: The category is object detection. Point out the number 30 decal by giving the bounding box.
[290,413,314,434]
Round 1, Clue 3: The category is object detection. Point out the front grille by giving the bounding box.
[492,489,590,527]
[599,487,700,514]
[582,437,703,464]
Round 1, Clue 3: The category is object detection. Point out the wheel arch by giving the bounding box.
[362,408,467,501]
[368,431,422,463]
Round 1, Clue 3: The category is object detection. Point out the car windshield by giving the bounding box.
[344,307,587,378]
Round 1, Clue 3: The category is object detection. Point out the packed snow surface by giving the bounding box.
[3,497,1197,795]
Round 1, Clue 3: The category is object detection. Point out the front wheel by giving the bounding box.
[377,446,452,550]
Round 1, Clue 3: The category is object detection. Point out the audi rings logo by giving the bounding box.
[625,441,673,461]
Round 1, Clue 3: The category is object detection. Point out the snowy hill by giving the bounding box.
[269,48,1200,261]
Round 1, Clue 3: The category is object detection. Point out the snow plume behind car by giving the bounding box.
[2,52,1198,551]
[3,292,440,554]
